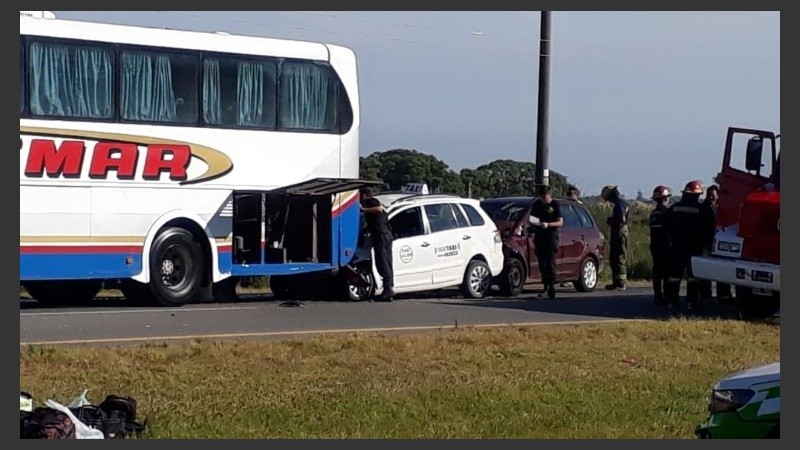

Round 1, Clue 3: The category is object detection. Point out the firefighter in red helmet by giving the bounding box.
[649,185,672,305]
[664,180,716,310]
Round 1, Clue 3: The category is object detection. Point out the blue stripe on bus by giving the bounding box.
[20,253,143,280]
[218,249,232,273]
[337,201,361,267]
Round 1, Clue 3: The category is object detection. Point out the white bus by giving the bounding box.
[20,13,376,306]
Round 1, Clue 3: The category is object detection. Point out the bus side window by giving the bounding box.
[120,50,198,124]
[20,39,25,115]
[203,57,277,129]
[279,62,338,132]
[28,41,114,119]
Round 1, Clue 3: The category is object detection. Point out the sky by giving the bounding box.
[53,11,780,199]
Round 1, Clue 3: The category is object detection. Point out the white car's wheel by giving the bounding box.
[339,266,375,302]
[461,259,492,299]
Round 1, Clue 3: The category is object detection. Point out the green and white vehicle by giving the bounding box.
[695,362,780,439]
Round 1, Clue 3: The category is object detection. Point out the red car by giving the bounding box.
[480,197,606,296]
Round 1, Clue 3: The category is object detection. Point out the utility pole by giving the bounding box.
[534,11,551,189]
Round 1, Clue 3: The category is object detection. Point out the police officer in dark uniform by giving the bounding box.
[600,185,630,291]
[359,187,394,301]
[664,180,716,310]
[518,185,564,299]
[649,185,672,305]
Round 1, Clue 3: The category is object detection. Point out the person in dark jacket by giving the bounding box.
[567,185,584,205]
[360,187,394,301]
[700,185,732,302]
[515,185,564,299]
[558,185,584,288]
[649,185,672,305]
[600,185,629,291]
[664,180,716,310]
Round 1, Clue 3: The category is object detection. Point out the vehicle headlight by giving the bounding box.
[708,389,755,414]
[717,241,741,253]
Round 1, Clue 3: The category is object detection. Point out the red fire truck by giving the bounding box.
[691,127,780,317]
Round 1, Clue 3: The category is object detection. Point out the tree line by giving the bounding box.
[359,149,572,199]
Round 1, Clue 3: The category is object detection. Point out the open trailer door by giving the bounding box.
[230,178,383,274]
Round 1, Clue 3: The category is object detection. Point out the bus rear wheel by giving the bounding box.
[24,280,102,306]
[140,227,206,307]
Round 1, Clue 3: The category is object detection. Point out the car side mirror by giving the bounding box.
[746,136,764,172]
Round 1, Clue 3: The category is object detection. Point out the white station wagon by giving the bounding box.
[343,187,505,301]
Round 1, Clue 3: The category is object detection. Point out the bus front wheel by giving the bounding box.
[145,227,206,307]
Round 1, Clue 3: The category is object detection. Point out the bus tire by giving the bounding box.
[146,227,206,307]
[24,280,102,306]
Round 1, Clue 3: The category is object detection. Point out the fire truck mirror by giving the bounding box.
[745,136,764,172]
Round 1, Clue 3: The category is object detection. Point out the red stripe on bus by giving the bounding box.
[19,245,143,254]
[332,194,359,217]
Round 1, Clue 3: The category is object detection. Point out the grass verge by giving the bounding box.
[20,319,778,439]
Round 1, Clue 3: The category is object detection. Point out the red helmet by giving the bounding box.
[683,180,704,195]
[652,185,671,200]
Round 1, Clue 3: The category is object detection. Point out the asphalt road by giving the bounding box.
[20,286,742,346]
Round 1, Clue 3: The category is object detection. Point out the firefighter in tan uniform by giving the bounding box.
[600,185,629,291]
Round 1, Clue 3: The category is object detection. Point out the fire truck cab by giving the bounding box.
[691,127,780,316]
